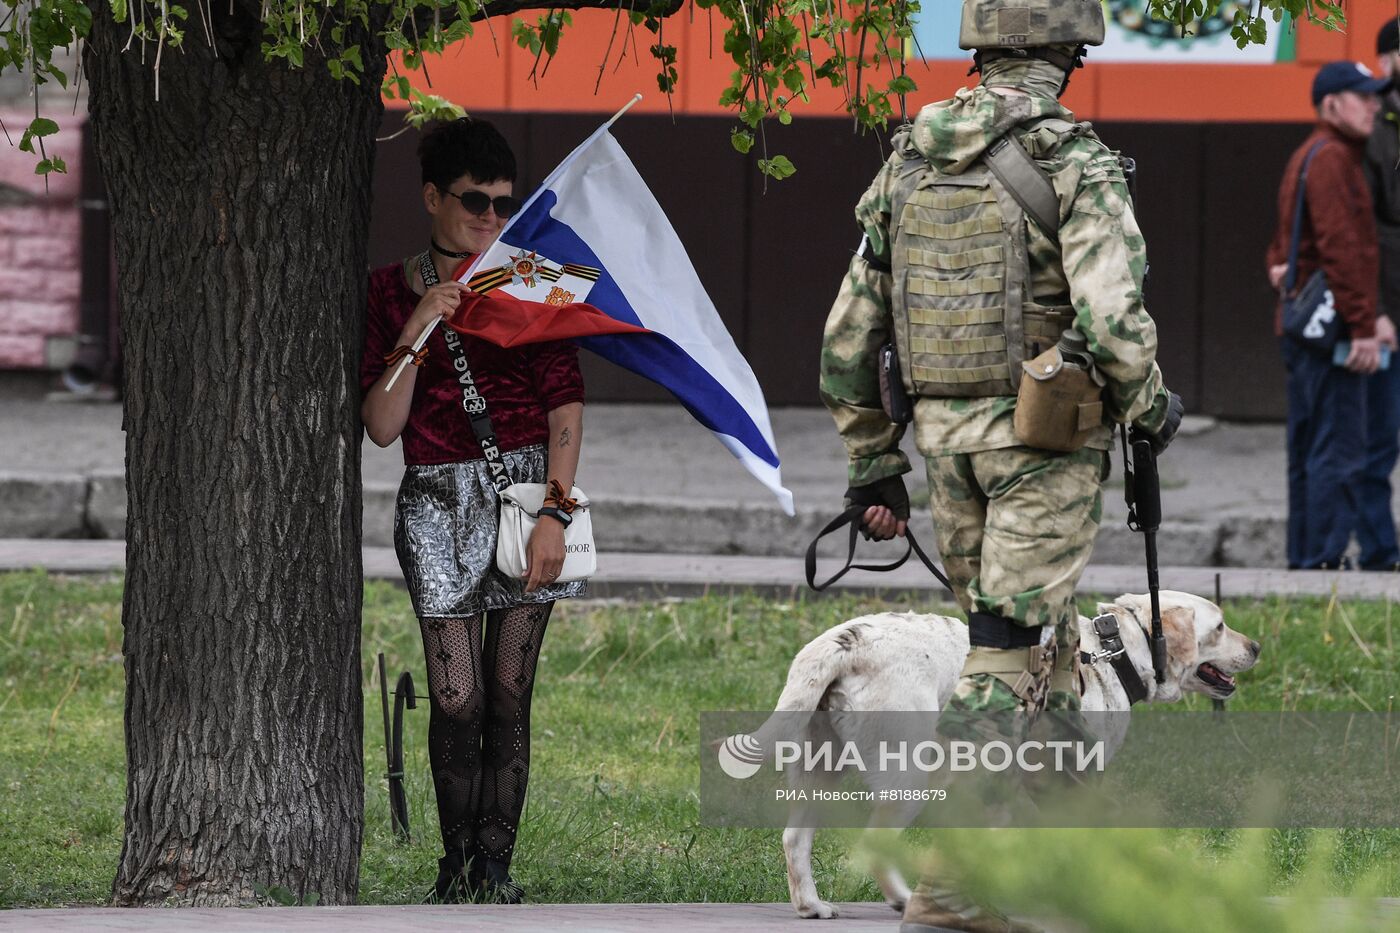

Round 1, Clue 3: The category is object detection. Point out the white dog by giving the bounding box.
[760,591,1260,919]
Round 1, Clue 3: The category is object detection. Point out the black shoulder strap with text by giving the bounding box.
[417,251,514,493]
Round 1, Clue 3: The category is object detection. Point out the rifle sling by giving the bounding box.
[983,133,1062,237]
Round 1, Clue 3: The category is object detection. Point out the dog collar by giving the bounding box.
[1079,612,1149,705]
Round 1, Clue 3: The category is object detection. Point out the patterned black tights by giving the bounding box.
[418,602,554,870]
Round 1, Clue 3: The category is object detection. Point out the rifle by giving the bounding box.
[1116,154,1170,685]
[1120,425,1167,684]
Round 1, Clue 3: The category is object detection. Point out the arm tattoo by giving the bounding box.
[558,426,572,449]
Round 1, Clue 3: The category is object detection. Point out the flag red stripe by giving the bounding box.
[445,290,650,348]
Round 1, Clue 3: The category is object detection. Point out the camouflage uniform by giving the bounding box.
[820,78,1172,717]
[823,8,1177,931]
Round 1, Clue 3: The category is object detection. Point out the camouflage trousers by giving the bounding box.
[923,445,1108,714]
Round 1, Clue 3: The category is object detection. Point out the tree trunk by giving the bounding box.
[86,3,386,906]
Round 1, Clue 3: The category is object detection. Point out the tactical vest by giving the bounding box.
[889,119,1079,399]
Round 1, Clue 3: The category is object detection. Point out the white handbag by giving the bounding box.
[495,483,596,583]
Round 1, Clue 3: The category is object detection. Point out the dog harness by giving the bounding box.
[1078,612,1148,705]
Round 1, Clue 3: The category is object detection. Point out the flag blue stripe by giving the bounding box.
[576,332,779,468]
[504,192,780,469]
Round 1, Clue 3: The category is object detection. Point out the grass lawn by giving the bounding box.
[3,570,1400,919]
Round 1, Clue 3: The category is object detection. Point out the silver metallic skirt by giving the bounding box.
[394,444,588,618]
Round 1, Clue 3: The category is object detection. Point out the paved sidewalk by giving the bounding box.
[5,899,1400,931]
[3,540,1396,600]
[1,396,1397,566]
[0,902,906,932]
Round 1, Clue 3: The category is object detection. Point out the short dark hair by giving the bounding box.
[1379,18,1399,56]
[418,117,517,191]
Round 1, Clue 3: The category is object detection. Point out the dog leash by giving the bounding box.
[804,505,954,593]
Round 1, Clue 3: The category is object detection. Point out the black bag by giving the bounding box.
[1280,140,1345,354]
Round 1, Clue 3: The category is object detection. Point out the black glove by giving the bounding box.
[1134,391,1184,455]
[844,475,910,522]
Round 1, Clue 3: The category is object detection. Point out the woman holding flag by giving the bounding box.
[360,117,586,904]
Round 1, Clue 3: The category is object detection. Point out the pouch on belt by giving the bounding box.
[1013,345,1103,452]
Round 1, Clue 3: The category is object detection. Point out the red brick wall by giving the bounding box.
[0,112,84,370]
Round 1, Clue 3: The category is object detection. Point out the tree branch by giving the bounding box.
[480,0,679,20]
[405,0,681,45]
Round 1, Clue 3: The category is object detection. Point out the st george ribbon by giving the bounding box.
[392,95,794,515]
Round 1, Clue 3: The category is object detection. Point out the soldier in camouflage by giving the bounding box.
[820,2,1183,929]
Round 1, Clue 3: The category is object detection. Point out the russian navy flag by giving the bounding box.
[450,123,795,515]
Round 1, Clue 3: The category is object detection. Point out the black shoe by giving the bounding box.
[423,851,481,904]
[1361,561,1400,572]
[470,857,526,904]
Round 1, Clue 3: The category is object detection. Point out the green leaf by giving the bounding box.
[757,154,796,180]
[730,128,754,154]
[887,75,916,95]
[19,117,61,154]
[777,109,792,125]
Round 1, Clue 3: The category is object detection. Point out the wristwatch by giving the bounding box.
[537,506,572,528]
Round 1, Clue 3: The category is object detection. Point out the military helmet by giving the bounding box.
[959,0,1106,51]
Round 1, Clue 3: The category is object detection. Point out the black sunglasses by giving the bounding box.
[443,187,523,219]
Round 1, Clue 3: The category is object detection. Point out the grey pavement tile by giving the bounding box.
[0,902,906,931]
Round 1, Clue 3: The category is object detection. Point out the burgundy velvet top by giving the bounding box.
[361,261,585,465]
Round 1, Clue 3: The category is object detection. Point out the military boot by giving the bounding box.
[899,881,1044,933]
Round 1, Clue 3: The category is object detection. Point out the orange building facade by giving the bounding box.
[386,4,1394,124]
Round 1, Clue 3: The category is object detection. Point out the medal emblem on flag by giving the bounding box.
[469,248,601,295]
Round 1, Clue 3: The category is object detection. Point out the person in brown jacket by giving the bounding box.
[1266,61,1389,569]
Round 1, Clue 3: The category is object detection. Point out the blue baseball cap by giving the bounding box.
[1312,61,1390,106]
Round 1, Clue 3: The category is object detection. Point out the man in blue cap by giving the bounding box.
[1362,21,1400,573]
[1267,61,1389,569]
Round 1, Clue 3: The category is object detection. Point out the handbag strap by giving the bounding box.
[804,505,954,594]
[417,251,514,492]
[1283,140,1332,294]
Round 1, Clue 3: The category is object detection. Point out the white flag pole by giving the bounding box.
[384,93,644,394]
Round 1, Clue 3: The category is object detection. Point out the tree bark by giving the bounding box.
[86,4,386,906]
